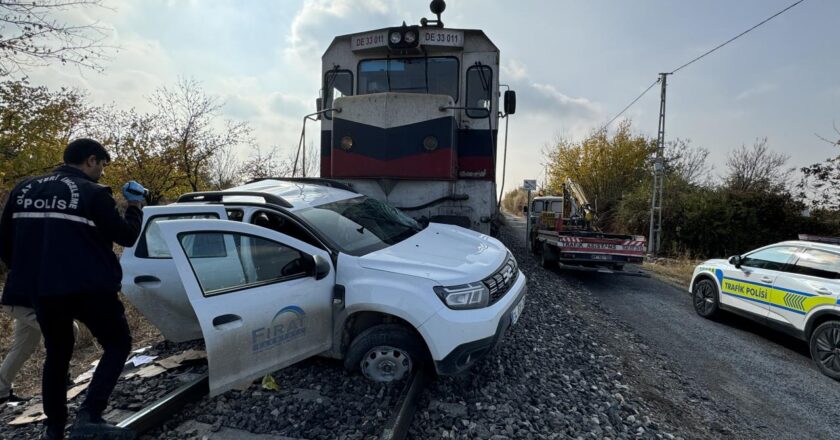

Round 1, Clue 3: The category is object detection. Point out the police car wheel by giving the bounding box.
[692,279,720,318]
[809,321,840,380]
[344,324,426,383]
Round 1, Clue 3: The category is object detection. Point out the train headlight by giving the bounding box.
[389,31,402,44]
[404,31,417,44]
[423,135,439,151]
[340,136,353,151]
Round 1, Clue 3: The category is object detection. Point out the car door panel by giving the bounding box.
[120,205,228,342]
[769,248,840,327]
[157,219,335,396]
[718,266,774,317]
[718,246,800,319]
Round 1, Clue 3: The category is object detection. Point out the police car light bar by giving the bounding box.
[798,234,840,245]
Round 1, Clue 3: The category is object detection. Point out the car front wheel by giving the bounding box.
[692,279,720,318]
[344,324,426,383]
[809,321,840,380]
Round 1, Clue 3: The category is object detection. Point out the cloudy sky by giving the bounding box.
[23,0,840,193]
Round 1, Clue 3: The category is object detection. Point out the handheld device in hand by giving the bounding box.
[122,181,149,202]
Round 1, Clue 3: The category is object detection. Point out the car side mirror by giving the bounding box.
[728,255,742,268]
[313,254,331,280]
[504,90,516,115]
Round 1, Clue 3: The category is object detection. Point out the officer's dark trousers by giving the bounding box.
[34,293,132,428]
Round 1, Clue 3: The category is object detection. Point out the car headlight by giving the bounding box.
[340,136,353,151]
[404,31,417,44]
[389,31,402,44]
[434,282,489,309]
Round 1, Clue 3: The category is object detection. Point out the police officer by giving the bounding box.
[0,139,146,440]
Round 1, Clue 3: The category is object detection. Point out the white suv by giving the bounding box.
[690,236,840,379]
[120,178,527,395]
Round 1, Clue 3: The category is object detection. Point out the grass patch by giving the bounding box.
[643,257,701,290]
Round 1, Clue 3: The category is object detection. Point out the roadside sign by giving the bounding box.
[523,180,537,191]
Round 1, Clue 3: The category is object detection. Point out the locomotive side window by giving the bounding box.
[466,65,493,118]
[358,57,458,101]
[323,70,353,120]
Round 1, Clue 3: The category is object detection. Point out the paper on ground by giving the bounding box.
[125,355,158,367]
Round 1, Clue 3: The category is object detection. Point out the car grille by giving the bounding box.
[484,254,518,305]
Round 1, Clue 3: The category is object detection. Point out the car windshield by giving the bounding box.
[296,196,422,256]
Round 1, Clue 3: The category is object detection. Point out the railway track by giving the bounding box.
[112,367,430,440]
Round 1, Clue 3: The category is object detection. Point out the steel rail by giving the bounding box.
[379,369,430,440]
[116,373,209,435]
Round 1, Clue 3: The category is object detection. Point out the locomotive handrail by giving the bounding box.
[438,105,491,117]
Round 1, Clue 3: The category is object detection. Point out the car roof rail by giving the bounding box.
[798,234,840,245]
[247,177,355,193]
[176,191,292,208]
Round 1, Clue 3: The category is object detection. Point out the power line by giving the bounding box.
[600,78,660,131]
[600,0,806,131]
[669,0,806,74]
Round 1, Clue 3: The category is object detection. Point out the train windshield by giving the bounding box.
[358,57,458,100]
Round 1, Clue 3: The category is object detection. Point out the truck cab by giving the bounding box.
[120,179,527,396]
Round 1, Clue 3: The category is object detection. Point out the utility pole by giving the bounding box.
[648,73,670,256]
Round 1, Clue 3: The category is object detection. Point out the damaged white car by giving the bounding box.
[120,179,526,396]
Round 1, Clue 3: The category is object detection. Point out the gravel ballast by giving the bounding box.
[408,221,748,439]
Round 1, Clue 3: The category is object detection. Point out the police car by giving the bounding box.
[690,235,840,379]
[119,178,526,396]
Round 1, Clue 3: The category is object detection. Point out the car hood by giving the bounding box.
[358,223,508,285]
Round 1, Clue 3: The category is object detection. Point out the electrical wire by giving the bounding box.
[598,0,806,131]
[669,0,806,74]
[600,78,660,131]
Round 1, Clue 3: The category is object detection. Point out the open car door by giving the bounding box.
[156,219,335,396]
[121,205,229,342]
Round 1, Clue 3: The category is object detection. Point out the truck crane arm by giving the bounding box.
[564,178,598,227]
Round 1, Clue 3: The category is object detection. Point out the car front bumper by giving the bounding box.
[423,274,527,376]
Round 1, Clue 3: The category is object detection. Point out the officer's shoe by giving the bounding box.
[41,424,64,440]
[0,388,29,403]
[68,411,135,440]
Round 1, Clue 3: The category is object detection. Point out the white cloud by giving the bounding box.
[284,0,399,70]
[500,59,602,124]
[501,59,527,82]
[735,83,778,101]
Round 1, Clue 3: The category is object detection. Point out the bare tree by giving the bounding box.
[0,0,111,77]
[241,144,318,182]
[96,107,187,205]
[725,138,792,192]
[207,142,242,190]
[151,78,253,191]
[815,121,840,146]
[665,139,713,186]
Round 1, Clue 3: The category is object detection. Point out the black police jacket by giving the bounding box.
[0,166,143,307]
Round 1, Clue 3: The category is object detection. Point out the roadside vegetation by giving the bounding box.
[0,1,318,397]
[502,120,840,260]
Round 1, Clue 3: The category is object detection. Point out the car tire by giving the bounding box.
[541,242,558,269]
[344,324,426,383]
[692,278,720,319]
[809,321,840,380]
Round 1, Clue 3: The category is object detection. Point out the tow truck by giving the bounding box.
[529,178,647,273]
